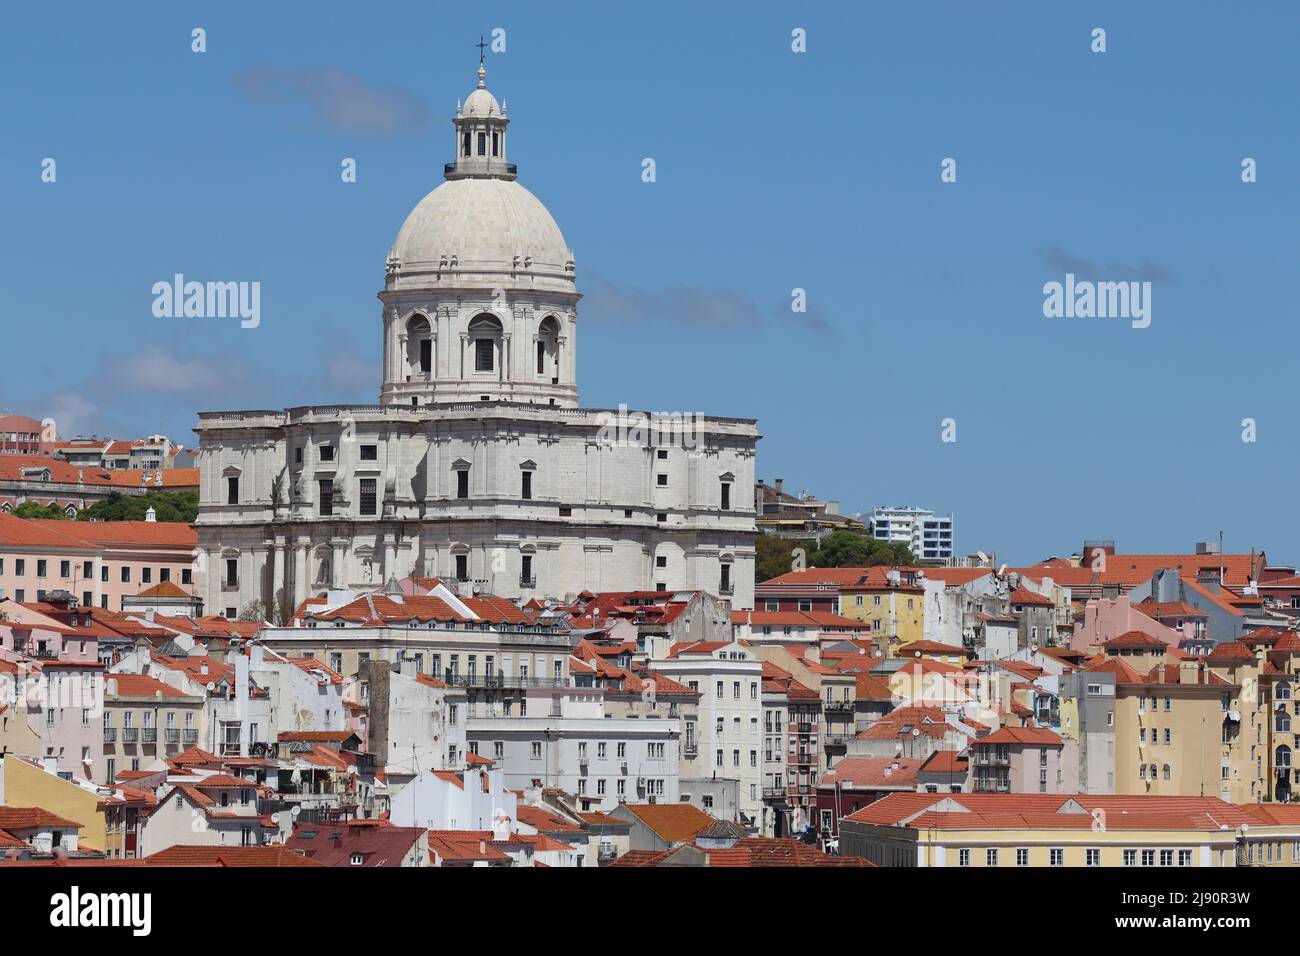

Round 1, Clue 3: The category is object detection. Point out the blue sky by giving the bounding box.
[2,2,1297,565]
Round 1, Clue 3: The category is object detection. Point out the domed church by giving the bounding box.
[194,62,759,619]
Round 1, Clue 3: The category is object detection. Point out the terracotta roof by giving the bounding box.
[1208,641,1256,664]
[619,802,716,842]
[285,822,425,867]
[1009,587,1054,607]
[107,674,193,699]
[1103,630,1168,649]
[822,757,924,789]
[974,726,1064,746]
[0,808,82,831]
[145,845,320,867]
[844,793,1264,832]
[705,837,869,867]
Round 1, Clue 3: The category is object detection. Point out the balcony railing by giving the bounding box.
[519,575,536,588]
[720,582,734,596]
[762,786,786,800]
[183,729,198,745]
[103,728,117,743]
[824,700,854,713]
[442,673,569,690]
[682,742,698,757]
[165,729,180,745]
[121,728,139,743]
[597,846,619,863]
[141,728,157,743]
[823,735,849,748]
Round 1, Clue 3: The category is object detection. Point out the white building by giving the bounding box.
[464,685,679,811]
[867,506,955,562]
[650,639,764,826]
[193,60,758,619]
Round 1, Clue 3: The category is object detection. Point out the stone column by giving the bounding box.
[293,538,309,607]
[383,532,398,584]
[271,537,286,616]
[331,538,347,589]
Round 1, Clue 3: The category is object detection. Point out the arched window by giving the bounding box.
[536,315,561,379]
[406,313,432,377]
[1279,682,1293,702]
[469,314,502,373]
[1277,745,1292,770]
[1278,709,1292,734]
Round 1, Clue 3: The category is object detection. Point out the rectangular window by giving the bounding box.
[521,471,532,500]
[1016,848,1028,867]
[320,444,335,462]
[475,338,494,371]
[226,476,239,504]
[59,560,71,578]
[721,482,731,510]
[360,444,378,461]
[986,848,998,867]
[456,470,469,499]
[359,478,377,516]
[37,559,47,578]
[319,480,334,516]
[225,559,237,588]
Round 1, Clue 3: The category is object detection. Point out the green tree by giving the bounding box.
[77,489,198,523]
[755,534,799,583]
[807,531,916,569]
[10,502,68,520]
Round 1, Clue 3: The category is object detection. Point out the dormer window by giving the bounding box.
[350,853,363,866]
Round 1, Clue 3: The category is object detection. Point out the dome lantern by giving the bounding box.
[446,59,514,182]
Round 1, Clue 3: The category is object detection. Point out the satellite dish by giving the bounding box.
[291,805,301,818]
[976,551,989,563]
[997,564,1008,577]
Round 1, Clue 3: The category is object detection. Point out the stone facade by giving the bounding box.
[194,63,758,617]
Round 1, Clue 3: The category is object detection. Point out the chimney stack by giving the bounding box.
[774,478,784,494]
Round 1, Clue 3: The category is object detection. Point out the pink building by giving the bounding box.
[969,726,1075,794]
[0,513,198,612]
[1070,594,1180,655]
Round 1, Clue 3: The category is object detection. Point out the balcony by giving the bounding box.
[719,582,734,596]
[164,729,180,745]
[824,700,854,714]
[797,723,813,734]
[121,728,139,743]
[762,786,786,800]
[597,845,619,864]
[823,735,849,748]
[141,728,157,744]
[682,742,698,758]
[519,574,536,588]
[102,728,117,743]
[183,729,198,745]
[442,673,569,690]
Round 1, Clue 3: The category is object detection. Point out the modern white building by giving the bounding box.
[867,506,954,562]
[193,61,759,619]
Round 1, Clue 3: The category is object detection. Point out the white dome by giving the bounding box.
[461,87,501,118]
[391,177,572,274]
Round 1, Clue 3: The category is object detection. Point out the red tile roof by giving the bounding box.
[619,803,716,842]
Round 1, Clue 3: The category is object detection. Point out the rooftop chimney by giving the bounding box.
[774,478,784,494]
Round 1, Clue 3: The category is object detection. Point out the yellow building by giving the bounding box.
[1059,633,1266,803]
[838,572,925,651]
[0,753,108,853]
[839,791,1291,867]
